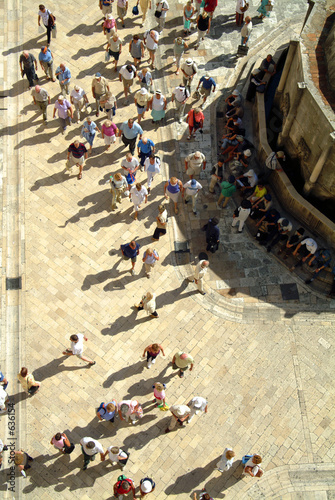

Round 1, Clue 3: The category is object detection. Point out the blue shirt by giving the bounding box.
[200,76,216,90]
[121,243,140,258]
[57,66,71,83]
[138,138,154,153]
[120,121,143,139]
[39,49,52,62]
[98,403,116,421]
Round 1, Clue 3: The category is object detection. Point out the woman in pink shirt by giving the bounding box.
[101,119,118,150]
[50,432,74,454]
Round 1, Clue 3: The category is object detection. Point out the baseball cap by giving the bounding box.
[191,179,197,186]
[58,95,65,100]
[95,72,101,77]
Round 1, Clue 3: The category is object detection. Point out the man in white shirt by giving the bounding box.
[171,84,189,122]
[62,333,96,366]
[144,30,159,69]
[241,16,252,46]
[181,58,198,91]
[184,151,206,178]
[130,183,148,220]
[183,178,202,214]
[144,154,161,193]
[236,0,246,26]
[188,260,209,295]
[80,437,105,470]
[70,85,88,123]
[119,64,137,102]
[156,0,169,33]
[290,238,318,272]
[187,396,208,422]
[121,152,140,179]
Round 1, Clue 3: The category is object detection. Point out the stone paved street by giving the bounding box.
[0,0,334,498]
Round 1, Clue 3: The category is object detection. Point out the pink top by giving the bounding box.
[154,388,165,400]
[52,436,65,449]
[102,123,117,136]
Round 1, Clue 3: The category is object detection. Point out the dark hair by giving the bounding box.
[126,65,133,72]
[297,227,305,235]
[55,433,62,441]
[228,175,235,183]
[210,217,219,226]
[133,34,139,40]
[39,4,45,9]
[217,156,225,163]
[86,441,95,449]
[121,481,130,489]
[149,154,155,160]
[70,334,78,342]
[241,199,252,209]
[20,367,28,377]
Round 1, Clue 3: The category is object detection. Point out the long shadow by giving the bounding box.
[10,390,30,406]
[2,34,45,56]
[72,45,105,60]
[165,456,222,495]
[122,417,167,451]
[33,356,90,383]
[59,189,111,228]
[122,370,176,400]
[203,460,244,498]
[15,128,60,149]
[66,21,103,38]
[30,170,76,191]
[103,360,144,388]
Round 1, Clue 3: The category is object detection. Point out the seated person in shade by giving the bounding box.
[255,208,280,244]
[248,183,267,204]
[305,248,331,284]
[250,193,272,220]
[277,227,305,259]
[236,169,258,196]
[233,148,252,169]
[246,68,267,102]
[266,217,292,253]
[290,237,318,272]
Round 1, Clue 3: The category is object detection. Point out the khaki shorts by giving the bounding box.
[200,86,211,98]
[122,77,133,89]
[70,153,85,166]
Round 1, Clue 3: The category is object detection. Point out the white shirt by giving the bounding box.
[71,88,86,102]
[265,152,279,170]
[39,8,51,25]
[107,447,128,462]
[301,238,317,254]
[181,62,197,77]
[119,65,136,80]
[236,0,245,13]
[277,218,292,232]
[121,157,139,171]
[183,180,202,196]
[156,0,169,17]
[0,387,7,410]
[186,152,206,169]
[145,31,159,50]
[245,169,258,187]
[144,157,160,174]
[80,437,104,455]
[173,86,189,103]
[217,447,235,471]
[130,185,147,204]
[189,396,207,411]
[241,21,252,38]
[194,260,208,280]
[71,333,84,355]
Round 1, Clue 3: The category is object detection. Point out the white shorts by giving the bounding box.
[104,135,116,145]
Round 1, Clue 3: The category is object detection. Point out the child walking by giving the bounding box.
[152,382,166,407]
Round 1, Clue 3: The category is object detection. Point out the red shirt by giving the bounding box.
[115,479,133,494]
[204,0,217,12]
[187,109,205,127]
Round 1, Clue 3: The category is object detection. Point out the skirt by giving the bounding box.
[167,190,180,203]
[151,108,165,122]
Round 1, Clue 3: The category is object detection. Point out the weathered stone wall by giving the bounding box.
[325,18,335,91]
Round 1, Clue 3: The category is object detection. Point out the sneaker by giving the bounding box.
[200,291,206,295]
[21,471,26,478]
[193,211,197,215]
[131,269,136,275]
[179,370,184,378]
[151,358,156,364]
[147,361,152,369]
[217,468,223,472]
[131,420,136,425]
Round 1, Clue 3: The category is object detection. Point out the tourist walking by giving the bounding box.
[152,205,168,241]
[140,477,156,497]
[134,88,151,123]
[51,433,75,454]
[122,152,140,187]
[185,150,206,178]
[164,177,183,214]
[38,46,55,81]
[38,4,56,46]
[121,240,140,275]
[144,154,160,193]
[110,172,128,210]
[209,157,224,193]
[186,107,204,140]
[183,179,202,215]
[92,73,110,116]
[181,58,197,91]
[113,476,136,499]
[32,85,50,123]
[144,29,159,69]
[193,490,213,500]
[138,136,155,168]
[118,118,143,155]
[155,0,169,33]
[236,0,247,26]
[172,351,194,378]
[188,260,209,295]
[17,367,41,396]
[97,399,117,422]
[241,16,252,46]
[173,37,188,75]
[119,63,137,102]
[67,139,88,179]
[188,396,208,422]
[103,13,117,40]
[217,448,236,472]
[130,183,148,220]
[129,35,145,68]
[137,68,153,91]
[196,74,216,108]
[195,11,211,49]
[0,370,8,390]
[81,117,100,154]
[118,400,143,424]
[217,175,236,208]
[70,85,88,123]
[117,0,128,27]
[135,292,159,317]
[204,0,217,18]
[165,404,191,432]
[204,217,220,253]
[171,84,189,123]
[232,199,252,232]
[152,382,166,406]
[142,342,165,368]
[183,1,195,36]
[55,63,71,94]
[107,33,123,72]
[242,454,264,477]
[53,95,72,133]
[105,446,130,469]
[14,450,34,478]
[100,0,113,18]
[100,91,117,120]
[0,386,9,413]
[142,248,159,276]
[101,119,118,150]
[149,90,167,123]
[62,334,96,366]
[80,438,105,470]
[19,51,38,89]
[139,0,152,25]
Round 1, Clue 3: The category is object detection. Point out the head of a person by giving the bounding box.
[269,208,278,218]
[241,199,252,209]
[149,154,155,163]
[201,260,209,268]
[186,58,193,66]
[170,176,177,185]
[152,343,160,352]
[266,54,273,62]
[228,175,235,184]
[158,205,165,214]
[191,179,197,187]
[140,480,153,493]
[114,173,122,182]
[35,85,41,93]
[106,13,113,20]
[135,182,142,191]
[41,46,48,54]
[226,450,236,460]
[60,63,66,71]
[149,30,155,36]
[140,88,147,96]
[126,64,134,73]
[155,90,162,97]
[194,107,201,114]
[202,495,211,500]
[95,72,102,81]
[186,0,192,6]
[176,36,183,45]
[211,217,219,226]
[55,432,62,441]
[128,118,134,128]
[110,446,119,454]
[74,85,80,93]
[106,403,116,412]
[133,34,139,41]
[104,119,112,128]
[245,16,251,23]
[297,227,305,236]
[194,151,202,159]
[70,334,79,342]
[155,382,163,391]
[180,353,188,360]
[253,454,262,464]
[73,139,80,148]
[86,441,95,450]
[121,481,131,490]
[264,193,272,202]
[244,149,252,158]
[232,89,239,97]
[146,248,153,255]
[126,152,133,161]
[146,292,153,300]
[276,151,285,161]
[58,95,65,103]
[281,218,290,228]
[129,240,137,249]
[120,403,129,416]
[142,68,148,75]
[202,10,208,18]
[23,50,29,59]
[257,183,264,189]
[217,156,225,165]
[86,116,92,123]
[112,33,119,41]
[39,4,46,11]
[20,367,28,377]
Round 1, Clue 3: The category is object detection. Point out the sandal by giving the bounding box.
[78,173,82,180]
[175,207,179,214]
[89,361,96,366]
[187,135,192,140]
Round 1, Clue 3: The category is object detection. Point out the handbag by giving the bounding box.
[154,9,162,17]
[67,108,72,117]
[241,1,249,11]
[184,19,191,29]
[52,25,57,38]
[237,44,249,56]
[105,51,110,62]
[132,4,139,15]
[28,385,39,396]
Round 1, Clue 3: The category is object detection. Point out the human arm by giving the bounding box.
[292,242,302,256]
[163,96,167,110]
[159,344,165,356]
[256,215,266,227]
[172,355,175,364]
[189,363,193,371]
[38,14,41,25]
[62,434,71,447]
[203,160,207,170]
[68,105,73,119]
[142,345,149,357]
[100,452,105,462]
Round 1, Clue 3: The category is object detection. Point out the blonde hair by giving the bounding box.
[155,382,164,391]
[104,120,112,127]
[146,292,153,300]
[146,248,153,255]
[170,177,177,184]
[106,403,116,412]
[110,446,119,454]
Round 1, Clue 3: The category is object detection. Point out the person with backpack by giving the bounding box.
[50,432,75,454]
[104,446,130,469]
[97,399,117,422]
[172,84,189,123]
[113,475,137,499]
[242,453,264,477]
[186,107,204,140]
[139,477,156,497]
